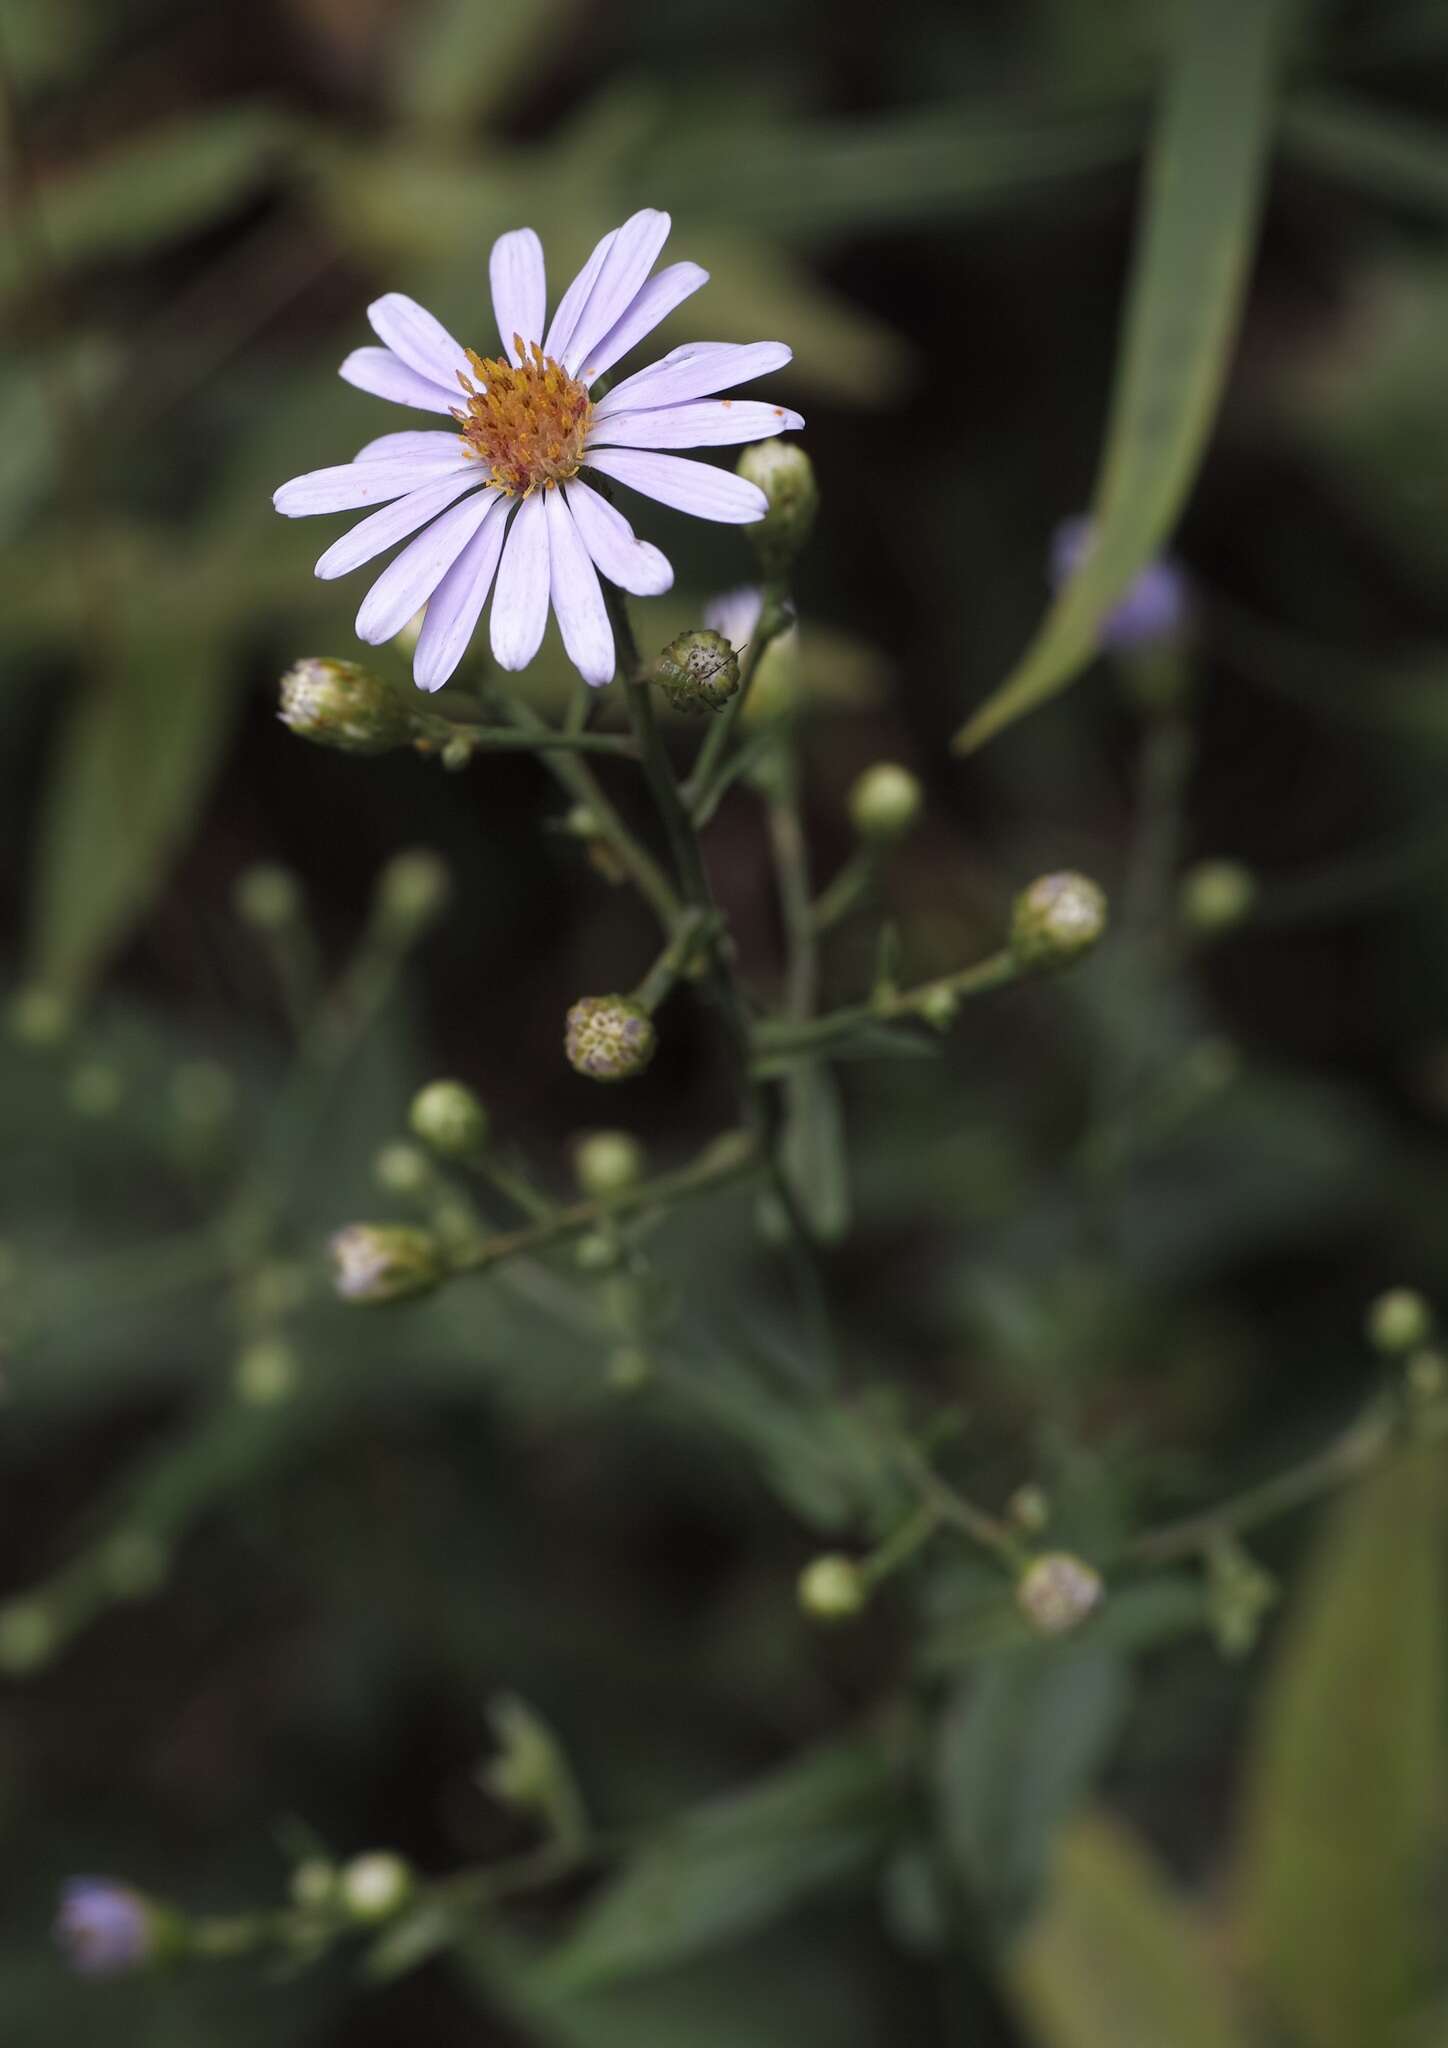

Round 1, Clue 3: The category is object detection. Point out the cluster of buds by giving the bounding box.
[651,628,740,718]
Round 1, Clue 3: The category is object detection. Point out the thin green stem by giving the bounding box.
[752,948,1023,1062]
[418,720,640,760]
[683,581,790,824]
[811,845,880,934]
[631,905,719,1014]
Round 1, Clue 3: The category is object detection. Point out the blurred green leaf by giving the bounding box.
[390,0,586,131]
[1282,91,1448,219]
[1,106,299,301]
[781,1061,851,1243]
[954,0,1283,752]
[938,1642,1128,1931]
[28,621,238,1003]
[1007,1812,1251,2048]
[1233,1447,1445,2048]
[542,1739,897,1990]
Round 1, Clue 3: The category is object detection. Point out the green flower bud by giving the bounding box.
[1205,1535,1277,1660]
[279,657,419,755]
[652,628,740,717]
[1179,858,1257,935]
[233,1336,299,1406]
[737,440,818,572]
[849,762,923,843]
[798,1553,869,1623]
[233,862,301,932]
[573,1129,647,1197]
[1016,1551,1104,1636]
[574,1231,620,1273]
[337,1852,413,1922]
[409,1079,490,1160]
[1007,1483,1051,1535]
[1010,872,1108,970]
[289,1860,338,1912]
[68,1062,123,1119]
[7,986,72,1047]
[565,995,657,1083]
[329,1224,445,1305]
[373,1141,431,1196]
[0,1600,57,1674]
[918,985,960,1033]
[1407,1348,1448,1410]
[1367,1286,1433,1356]
[605,1344,653,1392]
[101,1529,169,1601]
[375,849,450,934]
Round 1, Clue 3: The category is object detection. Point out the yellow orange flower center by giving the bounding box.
[453,338,593,497]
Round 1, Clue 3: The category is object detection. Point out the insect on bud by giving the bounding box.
[1366,1287,1433,1357]
[564,996,657,1083]
[849,762,924,843]
[278,657,420,755]
[1010,872,1108,971]
[652,629,740,718]
[409,1079,490,1161]
[1179,859,1257,935]
[738,440,818,572]
[797,1553,870,1623]
[329,1224,446,1305]
[573,1129,647,1198]
[1016,1552,1104,1636]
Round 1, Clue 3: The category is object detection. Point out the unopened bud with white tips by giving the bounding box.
[279,657,420,754]
[1010,872,1107,970]
[738,440,818,572]
[1016,1551,1104,1636]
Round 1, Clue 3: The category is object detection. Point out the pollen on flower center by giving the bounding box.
[453,337,592,497]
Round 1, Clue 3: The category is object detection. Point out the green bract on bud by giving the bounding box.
[337,1852,413,1923]
[1179,858,1257,935]
[278,657,419,755]
[737,440,818,572]
[409,1079,490,1160]
[573,1129,647,1198]
[798,1553,869,1623]
[1010,872,1108,971]
[1016,1552,1104,1636]
[849,762,924,843]
[329,1223,445,1305]
[652,628,740,717]
[1366,1286,1433,1356]
[565,996,657,1083]
[233,862,301,932]
[375,849,451,934]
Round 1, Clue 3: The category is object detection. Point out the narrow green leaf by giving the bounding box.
[542,1740,896,1991]
[28,621,237,1003]
[1233,1447,1445,2048]
[954,0,1284,753]
[938,1642,1129,1932]
[780,1061,851,1243]
[1007,1813,1251,2048]
[1282,91,1448,220]
[390,0,585,131]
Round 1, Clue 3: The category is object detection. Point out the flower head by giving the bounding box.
[55,1879,154,1976]
[1050,518,1190,652]
[328,1223,445,1304]
[564,995,656,1082]
[274,212,803,693]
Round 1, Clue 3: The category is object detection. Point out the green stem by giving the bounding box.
[631,905,718,1014]
[417,720,639,760]
[811,846,880,934]
[683,582,790,825]
[753,948,1023,1062]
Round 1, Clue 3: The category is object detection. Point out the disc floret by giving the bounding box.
[454,338,592,497]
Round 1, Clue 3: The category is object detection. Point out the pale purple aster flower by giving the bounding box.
[274,211,804,693]
[55,1879,152,1975]
[1050,518,1191,652]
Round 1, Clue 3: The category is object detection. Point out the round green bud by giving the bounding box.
[376,849,450,934]
[1016,1551,1104,1636]
[652,628,740,718]
[68,1062,123,1119]
[440,736,472,772]
[564,995,657,1084]
[1406,1348,1448,1407]
[737,440,818,571]
[233,1336,299,1406]
[329,1224,445,1305]
[849,762,924,843]
[1179,859,1257,935]
[1007,1483,1050,1535]
[279,657,419,755]
[798,1553,869,1623]
[337,1852,413,1923]
[170,1060,236,1131]
[101,1529,169,1601]
[7,986,72,1047]
[1010,872,1108,970]
[409,1079,490,1160]
[373,1141,431,1196]
[918,985,960,1034]
[1367,1287,1433,1356]
[574,1231,620,1273]
[232,862,302,931]
[0,1600,57,1674]
[289,1860,338,1912]
[573,1129,647,1198]
[605,1344,654,1393]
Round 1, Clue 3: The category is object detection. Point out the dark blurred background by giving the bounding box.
[5,0,1448,2041]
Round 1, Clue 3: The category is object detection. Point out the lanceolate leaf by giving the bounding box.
[953,0,1284,754]
[1233,1446,1446,2048]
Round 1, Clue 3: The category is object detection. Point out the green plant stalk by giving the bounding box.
[416,719,640,760]
[752,948,1023,1061]
[811,844,881,934]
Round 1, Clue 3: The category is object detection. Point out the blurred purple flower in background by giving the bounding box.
[54,1878,152,1976]
[1050,517,1191,651]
